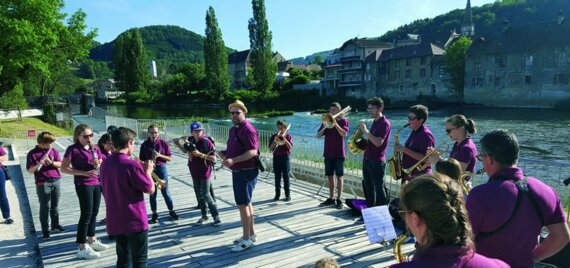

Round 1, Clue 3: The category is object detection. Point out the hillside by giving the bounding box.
[89,25,236,68]
[289,50,335,65]
[380,0,570,45]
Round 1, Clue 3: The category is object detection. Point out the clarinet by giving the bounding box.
[36,147,53,172]
[88,142,100,172]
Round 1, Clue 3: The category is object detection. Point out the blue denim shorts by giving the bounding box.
[232,169,258,205]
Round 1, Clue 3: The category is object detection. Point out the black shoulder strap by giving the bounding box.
[525,178,546,226]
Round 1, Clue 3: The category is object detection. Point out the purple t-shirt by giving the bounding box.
[402,124,435,177]
[26,146,62,186]
[363,116,392,161]
[225,119,259,171]
[466,167,566,267]
[450,137,478,173]
[390,245,509,268]
[100,152,152,236]
[139,138,171,166]
[0,147,5,168]
[269,133,293,157]
[318,118,349,158]
[188,136,215,180]
[64,143,104,186]
[100,147,112,160]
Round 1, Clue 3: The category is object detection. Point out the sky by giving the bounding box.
[62,0,496,59]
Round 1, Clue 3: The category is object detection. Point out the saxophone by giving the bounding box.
[387,124,409,180]
[394,234,409,263]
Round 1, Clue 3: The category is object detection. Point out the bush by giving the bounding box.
[125,91,154,104]
[43,103,56,124]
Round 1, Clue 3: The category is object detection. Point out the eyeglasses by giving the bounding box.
[398,210,411,219]
[476,153,491,161]
[367,107,378,111]
[230,111,242,115]
[82,133,93,138]
[445,127,458,134]
[407,116,417,121]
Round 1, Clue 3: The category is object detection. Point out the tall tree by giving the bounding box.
[445,36,473,100]
[0,0,96,97]
[204,6,230,100]
[114,30,149,94]
[248,0,276,94]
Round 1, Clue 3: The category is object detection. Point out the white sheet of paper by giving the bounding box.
[362,205,397,244]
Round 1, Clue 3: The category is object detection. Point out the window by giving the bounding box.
[395,71,400,80]
[420,57,426,65]
[431,84,436,94]
[525,55,533,67]
[420,69,426,78]
[495,77,502,87]
[525,75,532,85]
[395,60,400,67]
[496,56,506,68]
[556,73,570,85]
[406,58,411,66]
[399,84,404,92]
[405,70,412,79]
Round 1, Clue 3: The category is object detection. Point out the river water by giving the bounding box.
[104,104,570,162]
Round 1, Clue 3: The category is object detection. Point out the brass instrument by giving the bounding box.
[274,123,291,146]
[322,106,351,128]
[394,234,409,263]
[403,141,449,174]
[388,124,409,180]
[459,172,475,195]
[132,156,165,190]
[348,119,372,154]
[36,146,54,172]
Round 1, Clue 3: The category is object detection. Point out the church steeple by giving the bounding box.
[461,0,475,36]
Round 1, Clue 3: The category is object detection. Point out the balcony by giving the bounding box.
[340,55,360,62]
[339,80,362,87]
[338,66,362,73]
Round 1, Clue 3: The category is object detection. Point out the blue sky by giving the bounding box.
[62,0,495,59]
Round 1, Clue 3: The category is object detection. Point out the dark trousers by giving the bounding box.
[36,180,61,234]
[273,156,291,197]
[0,170,10,219]
[75,185,101,244]
[193,178,219,218]
[150,165,174,211]
[116,230,149,268]
[362,159,388,207]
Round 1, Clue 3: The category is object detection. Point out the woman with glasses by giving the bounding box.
[61,124,108,259]
[391,174,508,267]
[97,133,114,226]
[394,105,435,182]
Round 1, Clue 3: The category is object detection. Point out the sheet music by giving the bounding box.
[362,205,397,244]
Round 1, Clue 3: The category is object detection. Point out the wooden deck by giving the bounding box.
[18,136,413,268]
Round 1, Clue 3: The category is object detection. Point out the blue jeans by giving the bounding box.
[0,169,10,219]
[116,230,148,268]
[362,159,388,207]
[273,156,291,197]
[150,165,174,211]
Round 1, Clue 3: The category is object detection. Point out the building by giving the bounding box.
[228,49,286,89]
[461,0,475,37]
[93,79,123,100]
[464,12,570,108]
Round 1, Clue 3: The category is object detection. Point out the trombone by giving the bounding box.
[271,123,291,153]
[403,141,449,174]
[322,106,351,128]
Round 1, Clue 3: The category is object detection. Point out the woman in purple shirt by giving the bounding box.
[392,174,508,268]
[61,124,108,259]
[0,145,12,224]
[97,133,114,159]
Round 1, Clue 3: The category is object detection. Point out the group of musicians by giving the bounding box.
[23,98,569,267]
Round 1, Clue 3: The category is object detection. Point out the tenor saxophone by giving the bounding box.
[387,124,409,180]
[394,234,409,263]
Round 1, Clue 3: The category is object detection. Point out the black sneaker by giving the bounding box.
[42,231,50,240]
[336,199,344,209]
[273,195,280,201]
[213,216,221,227]
[151,213,158,224]
[4,218,14,224]
[51,225,66,233]
[319,198,335,207]
[169,210,179,220]
[284,196,291,202]
[99,218,106,225]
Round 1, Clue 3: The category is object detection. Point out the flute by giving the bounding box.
[36,147,54,172]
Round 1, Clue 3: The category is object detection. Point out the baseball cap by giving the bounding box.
[189,122,204,132]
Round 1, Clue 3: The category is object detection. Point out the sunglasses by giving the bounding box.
[230,111,242,115]
[82,133,94,138]
[407,116,417,121]
[445,127,458,134]
[476,153,491,161]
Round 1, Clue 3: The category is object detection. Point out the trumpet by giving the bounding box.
[132,156,165,190]
[348,119,372,154]
[403,141,449,174]
[322,106,351,128]
[388,124,409,180]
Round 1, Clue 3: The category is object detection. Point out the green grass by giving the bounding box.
[0,118,72,138]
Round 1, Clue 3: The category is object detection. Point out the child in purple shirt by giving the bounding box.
[269,120,293,201]
[392,174,508,268]
[26,132,64,239]
[61,124,108,259]
[100,127,155,267]
[0,145,12,224]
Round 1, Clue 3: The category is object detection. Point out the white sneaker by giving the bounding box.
[231,239,254,252]
[234,234,257,243]
[88,239,109,251]
[76,245,100,259]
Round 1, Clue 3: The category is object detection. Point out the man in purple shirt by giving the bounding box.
[269,120,293,201]
[317,102,349,209]
[222,100,259,252]
[140,125,178,223]
[26,132,65,239]
[100,127,155,267]
[394,105,435,182]
[466,129,570,267]
[359,97,391,208]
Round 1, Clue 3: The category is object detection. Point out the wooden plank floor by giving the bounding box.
[18,136,414,268]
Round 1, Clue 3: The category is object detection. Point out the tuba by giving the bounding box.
[394,234,409,263]
[348,119,372,154]
[322,106,351,128]
[387,124,409,180]
[403,141,449,174]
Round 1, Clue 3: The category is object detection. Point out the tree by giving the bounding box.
[248,0,276,94]
[0,82,28,122]
[114,30,150,95]
[445,36,473,100]
[0,0,96,97]
[204,7,231,100]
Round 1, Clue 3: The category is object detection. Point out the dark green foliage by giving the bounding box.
[446,36,473,99]
[249,110,294,118]
[43,103,56,124]
[114,30,150,95]
[204,7,231,100]
[248,0,277,94]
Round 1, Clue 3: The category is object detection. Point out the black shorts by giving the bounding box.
[324,157,345,177]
